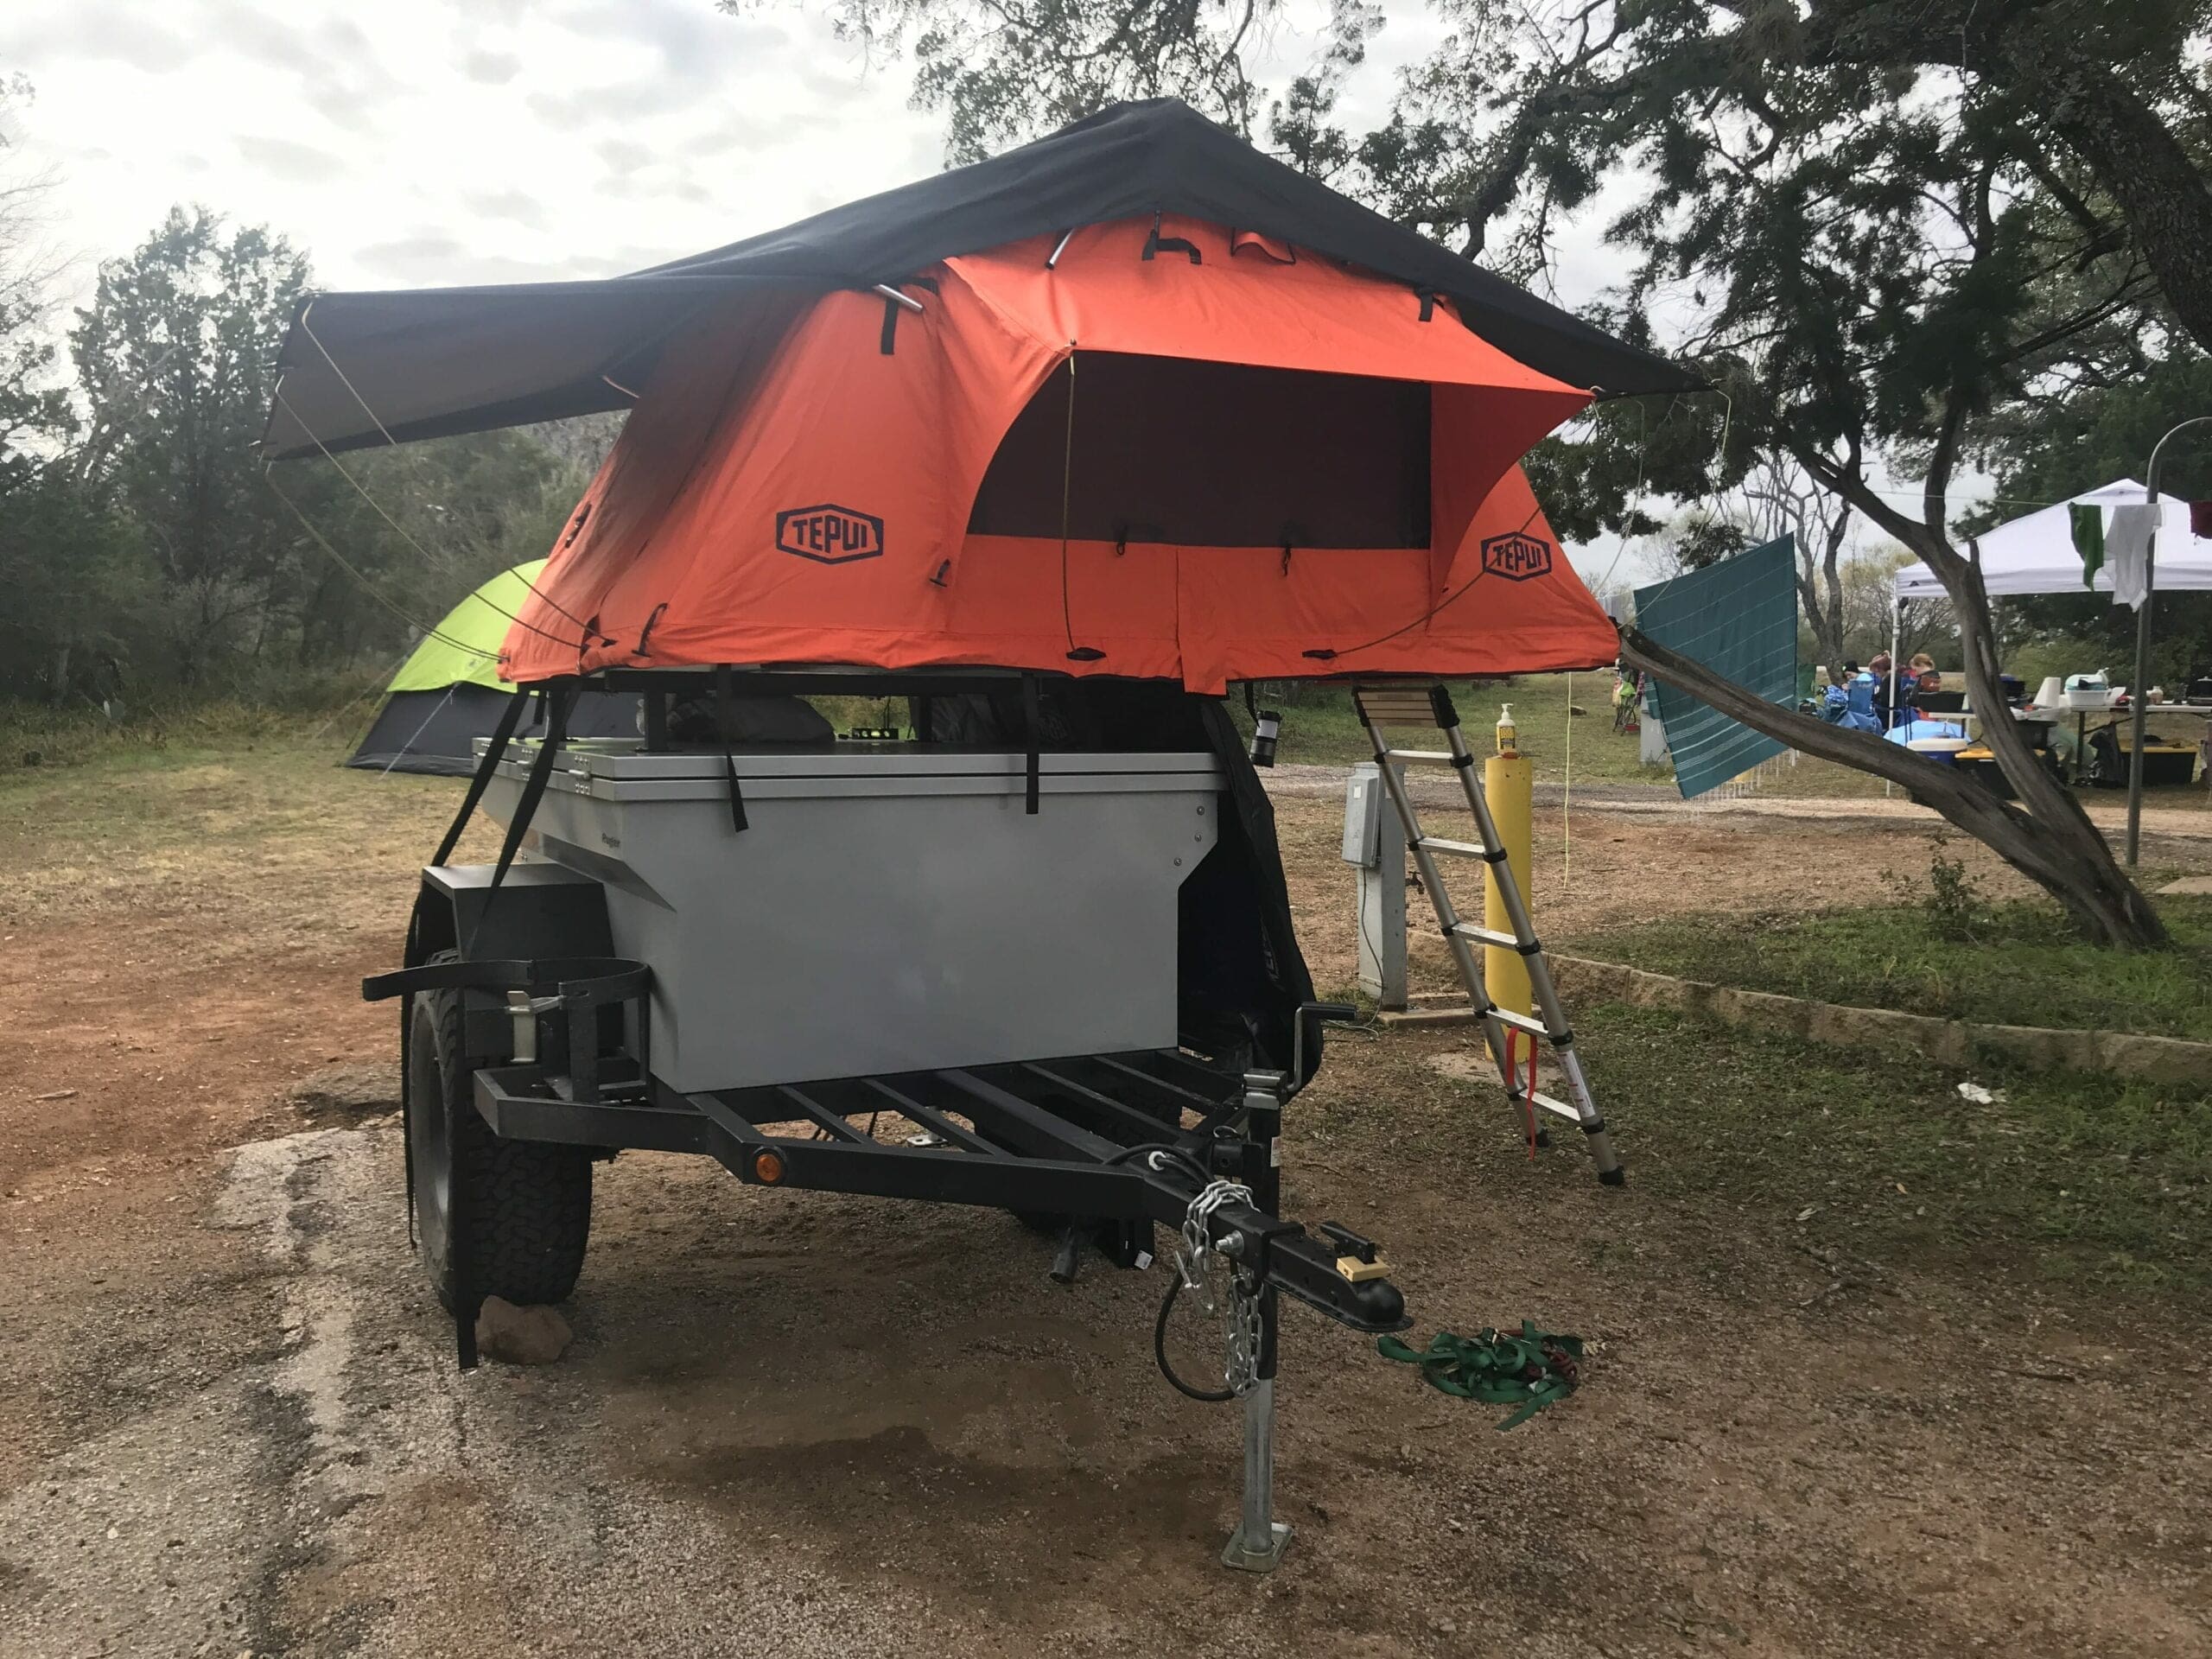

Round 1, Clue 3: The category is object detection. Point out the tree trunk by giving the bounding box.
[1792,519,1848,682]
[1617,625,2169,948]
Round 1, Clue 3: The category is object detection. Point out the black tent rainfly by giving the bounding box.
[262,99,1699,461]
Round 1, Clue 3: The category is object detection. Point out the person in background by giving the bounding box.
[1842,660,1878,728]
[1906,652,1939,717]
[1869,652,1896,728]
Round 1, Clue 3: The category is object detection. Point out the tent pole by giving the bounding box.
[1885,595,1902,798]
[1888,595,1901,732]
[2131,418,2212,866]
[2126,506,2155,868]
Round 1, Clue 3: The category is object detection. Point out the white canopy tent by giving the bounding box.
[1886,475,2211,861]
[1891,479,2212,601]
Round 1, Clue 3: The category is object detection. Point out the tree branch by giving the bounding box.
[1618,624,2166,946]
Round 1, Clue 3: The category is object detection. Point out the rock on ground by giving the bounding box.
[475,1295,572,1364]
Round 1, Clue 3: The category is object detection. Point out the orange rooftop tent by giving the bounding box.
[265,101,1682,692]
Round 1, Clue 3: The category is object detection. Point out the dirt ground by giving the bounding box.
[3,748,2209,1657]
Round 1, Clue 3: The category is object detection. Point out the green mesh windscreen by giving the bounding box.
[1632,536,1798,800]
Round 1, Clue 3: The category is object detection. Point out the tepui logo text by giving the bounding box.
[776,504,885,564]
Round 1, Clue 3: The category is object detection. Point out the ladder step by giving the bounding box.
[1527,1090,1584,1124]
[1353,686,1452,727]
[1382,748,1459,765]
[1486,1007,1554,1039]
[1419,836,1491,859]
[1450,922,1526,950]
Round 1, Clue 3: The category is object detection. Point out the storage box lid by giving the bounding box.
[482,740,1224,803]
[485,739,1219,781]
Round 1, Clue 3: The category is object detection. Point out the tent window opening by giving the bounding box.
[967,353,1432,549]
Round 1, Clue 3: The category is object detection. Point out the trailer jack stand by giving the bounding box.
[1222,1377,1291,1573]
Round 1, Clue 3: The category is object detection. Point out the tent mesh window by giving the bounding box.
[968,353,1432,549]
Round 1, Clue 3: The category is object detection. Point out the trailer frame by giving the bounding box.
[365,664,1414,1573]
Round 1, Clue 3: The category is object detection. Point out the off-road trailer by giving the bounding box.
[279,96,1678,1580]
[366,666,1410,1573]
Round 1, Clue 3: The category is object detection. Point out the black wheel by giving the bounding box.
[408,951,593,1311]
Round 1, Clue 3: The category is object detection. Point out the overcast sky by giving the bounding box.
[3,1,1484,299]
[1,0,1881,588]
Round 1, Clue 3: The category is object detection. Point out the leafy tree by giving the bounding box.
[0,71,70,491]
[62,207,591,695]
[0,73,67,484]
[71,208,314,683]
[0,73,146,705]
[3,72,594,706]
[1662,511,1750,577]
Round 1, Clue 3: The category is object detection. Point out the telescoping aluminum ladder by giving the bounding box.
[1352,683,1625,1185]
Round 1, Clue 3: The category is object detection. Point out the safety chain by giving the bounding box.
[1224,1268,1264,1397]
[1159,1166,1263,1396]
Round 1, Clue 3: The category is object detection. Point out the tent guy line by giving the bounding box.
[262,467,487,663]
[269,385,579,652]
[293,304,602,638]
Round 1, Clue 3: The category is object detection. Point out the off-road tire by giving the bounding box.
[408,951,592,1311]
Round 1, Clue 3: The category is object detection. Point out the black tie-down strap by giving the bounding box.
[1021,672,1042,815]
[715,664,749,831]
[365,953,650,1372]
[877,275,942,353]
[431,683,531,872]
[397,682,535,1259]
[1141,212,1201,264]
[468,678,578,955]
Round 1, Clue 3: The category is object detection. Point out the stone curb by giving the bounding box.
[1378,957,2210,1084]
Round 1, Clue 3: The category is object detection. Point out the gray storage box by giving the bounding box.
[480,742,1222,1091]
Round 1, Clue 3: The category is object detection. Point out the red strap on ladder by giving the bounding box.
[1513,1033,1538,1160]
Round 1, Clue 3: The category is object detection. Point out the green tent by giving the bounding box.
[383,557,550,695]
[348,561,639,776]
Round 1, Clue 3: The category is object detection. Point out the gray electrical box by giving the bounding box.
[1340,762,1406,1007]
[1341,763,1382,868]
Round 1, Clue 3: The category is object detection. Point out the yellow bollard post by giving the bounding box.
[1483,702,1534,1065]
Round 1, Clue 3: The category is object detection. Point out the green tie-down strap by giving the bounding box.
[1376,1321,1586,1430]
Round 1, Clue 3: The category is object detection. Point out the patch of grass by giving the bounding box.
[0,692,383,779]
[1576,1003,2212,1296]
[1571,893,2212,1041]
[0,725,468,931]
[1232,675,1664,782]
